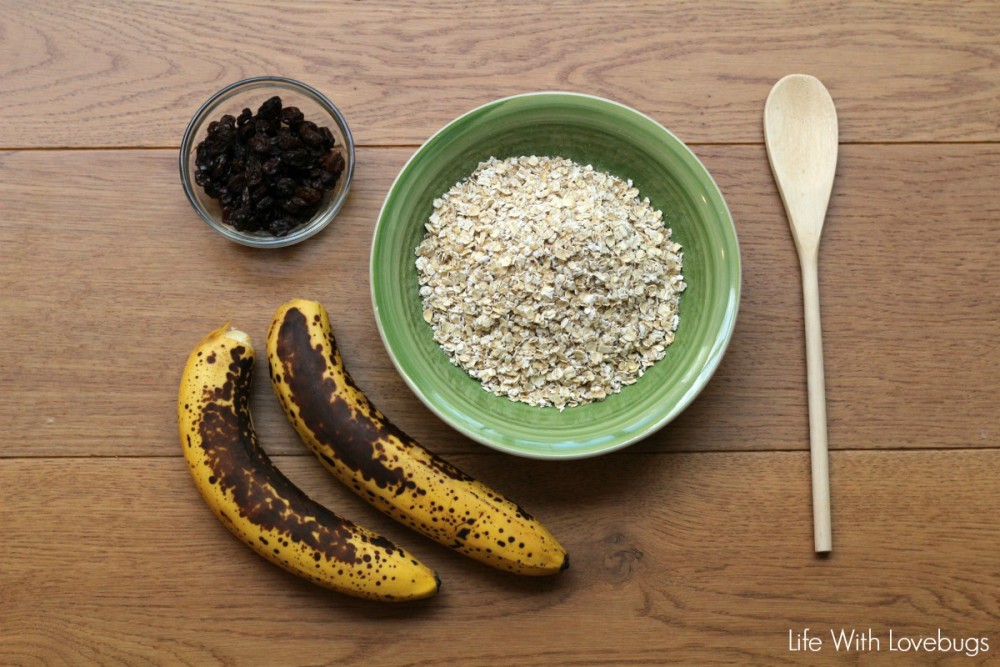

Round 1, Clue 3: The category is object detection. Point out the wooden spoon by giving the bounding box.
[764,74,838,553]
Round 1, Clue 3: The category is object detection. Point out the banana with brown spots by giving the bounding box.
[266,299,569,576]
[178,324,440,601]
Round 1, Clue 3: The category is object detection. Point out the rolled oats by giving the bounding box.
[415,156,685,410]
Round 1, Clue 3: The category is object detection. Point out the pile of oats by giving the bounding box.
[415,155,685,410]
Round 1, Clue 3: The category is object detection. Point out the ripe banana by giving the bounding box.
[178,324,440,601]
[266,299,569,576]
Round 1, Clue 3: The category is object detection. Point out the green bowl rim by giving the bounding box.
[370,91,741,459]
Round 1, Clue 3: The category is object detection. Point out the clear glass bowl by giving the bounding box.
[179,76,355,248]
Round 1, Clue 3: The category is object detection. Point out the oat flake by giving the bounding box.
[415,155,685,410]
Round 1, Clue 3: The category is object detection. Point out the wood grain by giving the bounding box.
[2,1,1000,147]
[2,450,998,666]
[3,5,1000,660]
[1,146,996,458]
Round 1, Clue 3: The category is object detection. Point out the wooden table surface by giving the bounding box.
[2,2,998,665]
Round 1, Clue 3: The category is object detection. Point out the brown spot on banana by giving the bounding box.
[178,324,440,601]
[267,299,569,576]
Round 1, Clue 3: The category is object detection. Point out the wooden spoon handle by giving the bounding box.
[800,252,832,553]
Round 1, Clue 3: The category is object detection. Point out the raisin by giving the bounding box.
[269,218,295,237]
[246,212,264,231]
[215,123,235,144]
[229,207,250,229]
[257,96,282,120]
[207,140,228,157]
[262,157,281,175]
[317,170,337,188]
[295,186,322,206]
[284,106,305,125]
[275,133,302,152]
[319,126,335,148]
[193,95,344,236]
[211,154,229,180]
[299,125,324,147]
[275,177,296,196]
[284,148,310,168]
[227,173,246,192]
[250,184,269,202]
[320,150,345,175]
[253,118,276,136]
[249,134,271,155]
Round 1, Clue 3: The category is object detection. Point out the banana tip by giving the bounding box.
[560,553,570,572]
[224,327,251,346]
[196,323,252,350]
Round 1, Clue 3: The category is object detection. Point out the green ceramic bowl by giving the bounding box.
[371,92,740,459]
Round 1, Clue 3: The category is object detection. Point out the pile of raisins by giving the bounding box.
[194,96,346,237]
